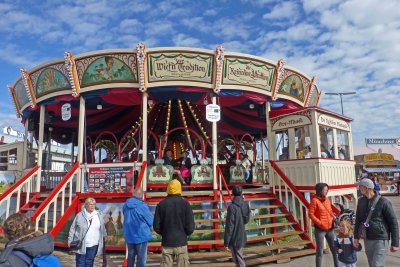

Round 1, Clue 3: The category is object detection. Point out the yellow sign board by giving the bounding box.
[364,153,394,162]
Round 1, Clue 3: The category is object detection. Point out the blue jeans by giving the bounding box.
[76,245,98,267]
[127,242,148,267]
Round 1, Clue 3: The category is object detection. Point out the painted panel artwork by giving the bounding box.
[36,68,69,96]
[14,80,29,108]
[279,75,305,101]
[82,56,135,86]
[222,57,275,91]
[148,52,213,83]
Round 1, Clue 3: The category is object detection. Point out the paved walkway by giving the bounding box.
[2,195,400,266]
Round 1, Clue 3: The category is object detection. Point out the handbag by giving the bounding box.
[69,216,93,251]
[358,195,380,239]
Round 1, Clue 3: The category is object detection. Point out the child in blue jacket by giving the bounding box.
[335,220,362,267]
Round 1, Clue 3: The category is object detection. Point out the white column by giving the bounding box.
[310,109,320,157]
[265,102,275,189]
[266,102,275,160]
[212,96,218,190]
[332,128,338,159]
[142,92,148,192]
[23,120,28,169]
[348,125,354,160]
[36,105,45,192]
[288,128,296,159]
[76,97,85,192]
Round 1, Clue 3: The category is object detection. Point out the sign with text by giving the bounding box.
[206,104,221,122]
[222,57,275,91]
[88,166,134,193]
[317,114,349,131]
[364,153,394,162]
[61,103,71,121]
[365,138,398,145]
[272,115,311,131]
[148,52,213,83]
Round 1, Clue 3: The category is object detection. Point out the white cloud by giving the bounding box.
[263,2,300,21]
[173,33,201,47]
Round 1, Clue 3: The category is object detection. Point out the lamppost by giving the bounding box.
[325,92,356,115]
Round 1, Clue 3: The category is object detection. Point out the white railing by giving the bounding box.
[32,162,79,233]
[0,166,39,218]
[269,161,314,242]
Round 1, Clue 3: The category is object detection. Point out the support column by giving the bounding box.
[288,128,296,159]
[142,92,148,192]
[212,96,218,191]
[265,102,275,189]
[76,97,85,192]
[332,129,338,159]
[36,105,45,192]
[23,120,28,169]
[348,125,354,160]
[310,109,320,158]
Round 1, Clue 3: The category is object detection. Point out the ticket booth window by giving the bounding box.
[295,126,311,159]
[319,126,334,158]
[276,130,289,160]
[337,130,350,160]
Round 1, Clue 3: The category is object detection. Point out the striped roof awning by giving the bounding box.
[364,167,400,173]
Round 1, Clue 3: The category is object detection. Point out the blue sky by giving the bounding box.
[0,0,399,146]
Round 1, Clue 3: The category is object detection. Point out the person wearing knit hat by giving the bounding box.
[166,179,182,195]
[153,179,195,267]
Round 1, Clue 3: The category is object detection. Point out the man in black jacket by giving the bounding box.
[354,178,399,267]
[153,179,195,267]
[224,185,251,267]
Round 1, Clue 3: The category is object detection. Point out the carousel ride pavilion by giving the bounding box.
[0,45,357,265]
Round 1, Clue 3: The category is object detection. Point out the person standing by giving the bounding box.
[334,219,362,267]
[123,187,154,267]
[68,198,107,267]
[224,185,250,267]
[354,178,399,267]
[153,179,195,267]
[309,183,339,267]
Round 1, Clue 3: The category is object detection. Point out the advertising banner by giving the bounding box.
[88,166,134,193]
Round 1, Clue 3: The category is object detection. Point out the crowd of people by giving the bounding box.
[309,180,399,267]
[1,176,399,267]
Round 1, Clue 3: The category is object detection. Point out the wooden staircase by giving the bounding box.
[138,188,315,266]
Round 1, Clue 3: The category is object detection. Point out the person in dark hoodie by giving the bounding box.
[153,179,195,267]
[123,187,154,267]
[308,183,339,267]
[224,185,250,267]
[0,213,58,267]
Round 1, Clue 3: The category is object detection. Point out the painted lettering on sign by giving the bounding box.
[223,58,274,90]
[148,53,212,83]
[365,138,397,145]
[272,115,311,131]
[364,153,394,162]
[318,114,349,131]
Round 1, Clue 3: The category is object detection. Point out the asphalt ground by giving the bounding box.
[2,195,400,266]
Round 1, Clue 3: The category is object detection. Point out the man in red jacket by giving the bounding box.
[309,183,339,267]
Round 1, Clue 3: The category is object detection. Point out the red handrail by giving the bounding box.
[31,161,80,221]
[49,196,80,238]
[269,160,310,208]
[0,165,39,202]
[135,161,147,189]
[216,165,232,201]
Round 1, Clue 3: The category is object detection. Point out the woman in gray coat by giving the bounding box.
[68,197,107,267]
